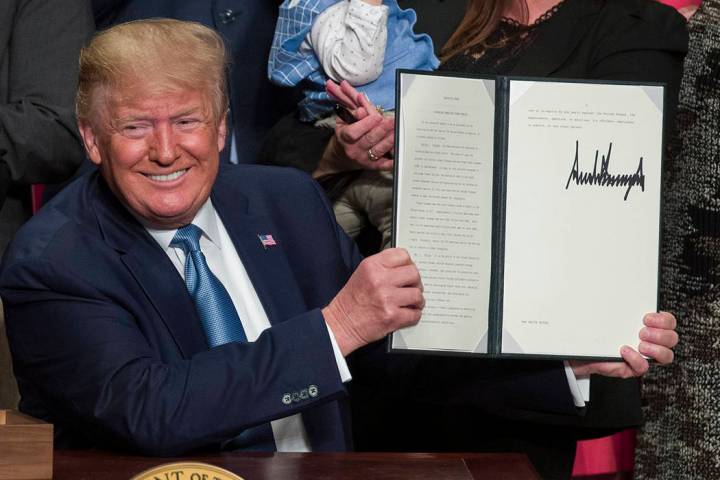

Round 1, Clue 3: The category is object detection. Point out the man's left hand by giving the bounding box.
[570,311,678,378]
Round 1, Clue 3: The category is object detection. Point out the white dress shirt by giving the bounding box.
[145,200,352,451]
[565,363,590,407]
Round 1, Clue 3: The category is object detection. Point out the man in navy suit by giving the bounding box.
[0,19,677,458]
[0,19,425,454]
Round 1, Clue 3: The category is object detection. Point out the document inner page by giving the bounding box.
[392,73,495,353]
[501,80,663,358]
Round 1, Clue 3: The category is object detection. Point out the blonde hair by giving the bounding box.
[76,18,229,124]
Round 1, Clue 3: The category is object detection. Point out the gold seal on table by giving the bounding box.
[129,462,244,480]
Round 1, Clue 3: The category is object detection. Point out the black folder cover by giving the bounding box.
[389,69,665,361]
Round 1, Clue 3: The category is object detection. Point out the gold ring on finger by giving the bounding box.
[367,148,379,162]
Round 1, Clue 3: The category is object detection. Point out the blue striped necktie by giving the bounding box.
[171,224,276,450]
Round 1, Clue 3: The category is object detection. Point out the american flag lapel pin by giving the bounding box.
[258,234,277,250]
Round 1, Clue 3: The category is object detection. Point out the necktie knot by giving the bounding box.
[171,224,203,253]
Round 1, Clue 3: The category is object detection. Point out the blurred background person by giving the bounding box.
[0,0,93,409]
[0,0,92,252]
[636,2,720,478]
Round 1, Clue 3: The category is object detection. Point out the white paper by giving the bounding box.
[500,80,662,358]
[392,75,662,359]
[392,73,496,352]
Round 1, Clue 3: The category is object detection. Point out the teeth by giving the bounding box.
[147,169,187,182]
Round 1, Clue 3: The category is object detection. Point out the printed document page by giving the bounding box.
[392,73,496,353]
[500,80,663,358]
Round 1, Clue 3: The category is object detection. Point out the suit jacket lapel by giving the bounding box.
[211,182,308,326]
[510,0,601,76]
[91,171,308,355]
[92,176,208,357]
[120,242,209,357]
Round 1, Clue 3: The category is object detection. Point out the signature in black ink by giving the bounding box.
[565,141,645,201]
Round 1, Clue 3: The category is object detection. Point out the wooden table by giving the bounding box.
[53,450,540,480]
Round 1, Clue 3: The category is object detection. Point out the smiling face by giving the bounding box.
[80,85,226,229]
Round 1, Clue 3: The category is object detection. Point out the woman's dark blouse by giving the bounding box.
[441,1,568,75]
[438,0,687,124]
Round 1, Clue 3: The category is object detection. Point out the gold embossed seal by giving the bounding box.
[129,462,244,480]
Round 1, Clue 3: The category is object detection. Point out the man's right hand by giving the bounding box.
[323,248,424,356]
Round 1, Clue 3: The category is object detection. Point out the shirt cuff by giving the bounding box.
[563,361,591,407]
[326,323,352,383]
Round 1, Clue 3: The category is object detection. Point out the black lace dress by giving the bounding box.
[440,1,566,75]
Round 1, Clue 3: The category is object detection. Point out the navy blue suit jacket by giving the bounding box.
[1,166,581,455]
[0,166,359,454]
[92,0,297,165]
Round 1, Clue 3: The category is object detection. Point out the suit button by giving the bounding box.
[308,385,318,397]
[291,392,300,402]
[219,8,238,24]
[282,393,292,405]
